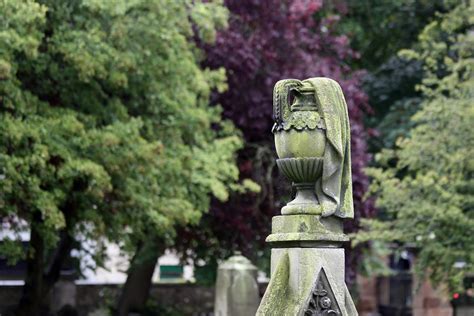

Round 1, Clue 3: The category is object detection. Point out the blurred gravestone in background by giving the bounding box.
[214,252,259,316]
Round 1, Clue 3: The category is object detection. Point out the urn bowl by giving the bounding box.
[274,128,326,215]
[274,129,326,159]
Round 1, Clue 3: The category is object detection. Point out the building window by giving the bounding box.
[159,265,184,280]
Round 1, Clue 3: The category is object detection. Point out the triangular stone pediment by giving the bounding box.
[303,268,341,316]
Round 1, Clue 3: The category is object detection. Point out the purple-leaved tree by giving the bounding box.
[178,0,375,285]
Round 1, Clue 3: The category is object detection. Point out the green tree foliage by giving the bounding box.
[0,0,242,313]
[356,1,474,293]
[338,0,459,70]
[350,0,461,153]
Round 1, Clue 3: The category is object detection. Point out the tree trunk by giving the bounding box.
[15,213,74,316]
[115,239,164,316]
[15,218,46,316]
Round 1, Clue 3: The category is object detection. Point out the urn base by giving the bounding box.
[281,183,323,215]
[276,157,323,215]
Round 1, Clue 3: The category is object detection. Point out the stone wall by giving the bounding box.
[354,274,470,316]
[0,285,22,315]
[0,283,216,316]
[412,279,453,316]
[356,275,378,315]
[0,282,269,316]
[0,278,470,316]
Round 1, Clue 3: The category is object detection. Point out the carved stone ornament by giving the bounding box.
[255,77,358,316]
[273,77,354,218]
[304,268,341,316]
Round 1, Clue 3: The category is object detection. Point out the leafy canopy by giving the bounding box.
[356,1,474,292]
[0,0,242,266]
[337,0,460,70]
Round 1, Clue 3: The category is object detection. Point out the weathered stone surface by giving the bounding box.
[275,129,326,159]
[214,253,260,316]
[257,77,358,315]
[273,78,353,218]
[257,248,356,316]
[266,215,348,246]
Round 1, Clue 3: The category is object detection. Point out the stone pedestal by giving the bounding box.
[257,215,357,316]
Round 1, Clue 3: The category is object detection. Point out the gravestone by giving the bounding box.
[257,77,358,315]
[50,272,77,314]
[214,252,260,316]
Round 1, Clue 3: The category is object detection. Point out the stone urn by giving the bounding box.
[273,80,326,215]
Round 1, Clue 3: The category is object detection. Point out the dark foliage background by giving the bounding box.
[177,0,375,285]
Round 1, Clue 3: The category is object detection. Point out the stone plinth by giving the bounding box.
[257,222,357,315]
[266,215,348,247]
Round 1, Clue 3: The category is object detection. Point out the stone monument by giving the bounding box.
[214,252,260,316]
[256,77,358,315]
